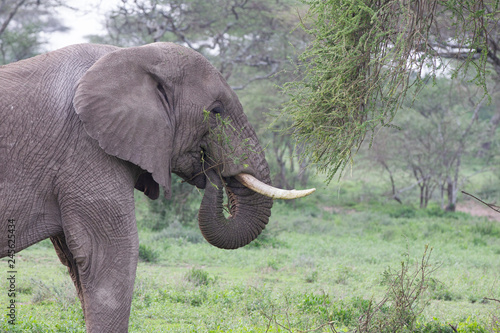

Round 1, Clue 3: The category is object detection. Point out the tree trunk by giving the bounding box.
[445,176,456,212]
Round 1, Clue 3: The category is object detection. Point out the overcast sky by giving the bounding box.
[46,0,120,50]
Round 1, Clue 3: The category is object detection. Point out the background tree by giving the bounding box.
[91,0,308,90]
[0,0,68,64]
[369,78,497,210]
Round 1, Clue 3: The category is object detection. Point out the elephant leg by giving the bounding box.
[50,234,86,314]
[58,196,139,332]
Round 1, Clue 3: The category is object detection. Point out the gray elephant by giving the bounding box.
[0,43,313,332]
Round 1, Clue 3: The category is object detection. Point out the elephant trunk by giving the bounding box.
[198,169,273,250]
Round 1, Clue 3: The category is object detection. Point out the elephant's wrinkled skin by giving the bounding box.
[0,43,273,332]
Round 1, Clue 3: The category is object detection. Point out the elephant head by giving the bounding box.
[73,43,313,250]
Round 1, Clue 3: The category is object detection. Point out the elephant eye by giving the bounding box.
[212,106,223,114]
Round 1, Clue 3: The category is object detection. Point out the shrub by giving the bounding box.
[388,205,417,219]
[427,278,457,301]
[456,317,489,333]
[138,244,159,263]
[305,270,318,283]
[184,268,216,287]
[356,246,437,332]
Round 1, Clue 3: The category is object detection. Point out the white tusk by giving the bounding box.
[235,173,316,200]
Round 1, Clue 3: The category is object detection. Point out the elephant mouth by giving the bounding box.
[183,148,316,200]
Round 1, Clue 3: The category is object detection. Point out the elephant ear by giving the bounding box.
[73,45,175,198]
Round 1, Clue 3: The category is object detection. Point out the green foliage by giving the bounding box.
[136,174,201,231]
[456,317,490,333]
[388,205,418,219]
[4,165,500,331]
[473,221,500,237]
[0,24,40,64]
[355,246,437,332]
[282,0,439,182]
[0,1,68,64]
[415,320,457,333]
[305,270,318,283]
[281,0,498,182]
[299,293,373,327]
[184,268,216,287]
[427,278,458,301]
[138,244,159,263]
[244,227,286,249]
[369,78,496,209]
[30,278,77,307]
[440,0,498,91]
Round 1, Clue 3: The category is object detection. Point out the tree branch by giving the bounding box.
[0,0,27,38]
[231,63,279,90]
[461,190,500,213]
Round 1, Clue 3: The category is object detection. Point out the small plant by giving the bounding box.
[138,243,159,263]
[356,245,438,332]
[184,268,216,287]
[305,270,318,283]
[335,265,356,285]
[389,205,417,219]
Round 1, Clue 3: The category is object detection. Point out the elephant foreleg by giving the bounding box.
[58,210,139,332]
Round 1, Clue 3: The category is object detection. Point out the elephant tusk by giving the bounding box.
[235,173,316,200]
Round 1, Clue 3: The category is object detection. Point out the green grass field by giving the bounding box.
[1,169,499,332]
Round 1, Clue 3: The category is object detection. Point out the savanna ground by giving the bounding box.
[1,161,499,332]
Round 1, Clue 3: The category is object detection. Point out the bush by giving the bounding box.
[427,278,457,301]
[184,268,216,287]
[389,205,417,219]
[138,244,159,263]
[357,246,437,332]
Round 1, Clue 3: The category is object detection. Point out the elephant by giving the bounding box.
[0,43,314,332]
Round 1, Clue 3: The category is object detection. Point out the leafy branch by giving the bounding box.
[281,0,496,182]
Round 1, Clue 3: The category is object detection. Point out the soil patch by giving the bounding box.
[456,200,500,222]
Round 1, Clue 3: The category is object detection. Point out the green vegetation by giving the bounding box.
[0,1,68,65]
[1,1,499,332]
[1,166,499,332]
[282,0,500,182]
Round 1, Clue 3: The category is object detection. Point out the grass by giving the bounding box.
[1,167,499,332]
